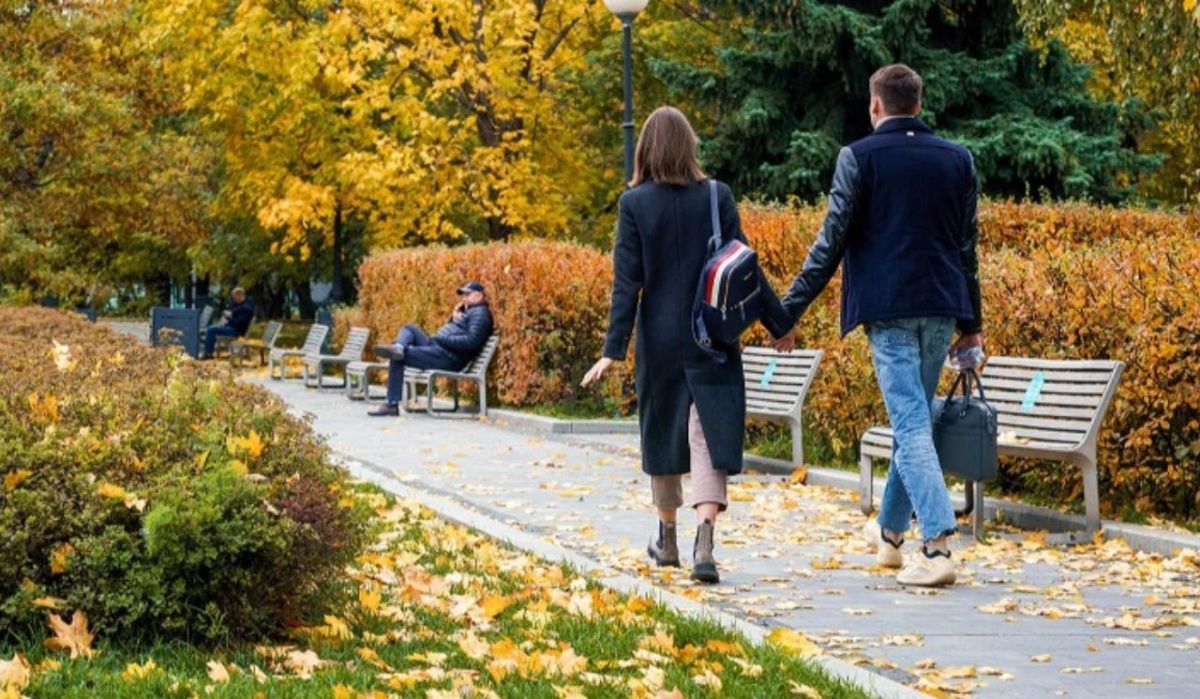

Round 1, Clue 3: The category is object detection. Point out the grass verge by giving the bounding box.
[3,488,872,699]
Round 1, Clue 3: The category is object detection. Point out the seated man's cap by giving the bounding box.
[456,281,485,295]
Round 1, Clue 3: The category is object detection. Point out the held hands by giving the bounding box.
[581,357,614,387]
[949,332,985,368]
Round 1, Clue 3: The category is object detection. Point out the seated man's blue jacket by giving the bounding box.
[228,301,254,336]
[780,117,982,336]
[432,302,493,360]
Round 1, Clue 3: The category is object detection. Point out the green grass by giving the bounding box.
[4,489,872,699]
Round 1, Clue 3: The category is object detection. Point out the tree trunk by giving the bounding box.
[331,202,346,304]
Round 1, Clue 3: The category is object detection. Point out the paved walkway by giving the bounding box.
[258,378,1199,698]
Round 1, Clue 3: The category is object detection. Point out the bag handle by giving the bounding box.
[946,367,988,412]
[708,179,721,253]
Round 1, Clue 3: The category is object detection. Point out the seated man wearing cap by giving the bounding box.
[368,281,494,417]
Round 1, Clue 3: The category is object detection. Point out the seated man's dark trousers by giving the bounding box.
[204,325,239,357]
[385,325,466,406]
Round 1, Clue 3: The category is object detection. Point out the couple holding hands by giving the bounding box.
[582,64,983,588]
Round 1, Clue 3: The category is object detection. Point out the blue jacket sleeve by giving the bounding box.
[603,193,643,360]
[779,146,861,323]
[434,306,493,354]
[229,302,254,336]
[957,154,983,335]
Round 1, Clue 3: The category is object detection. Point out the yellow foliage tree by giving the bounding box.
[144,0,613,270]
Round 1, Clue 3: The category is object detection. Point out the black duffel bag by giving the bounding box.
[931,368,999,482]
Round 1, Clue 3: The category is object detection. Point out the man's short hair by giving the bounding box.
[869,64,923,115]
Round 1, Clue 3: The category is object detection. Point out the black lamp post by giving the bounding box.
[604,0,650,186]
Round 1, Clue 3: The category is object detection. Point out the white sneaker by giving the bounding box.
[862,519,903,569]
[896,549,956,587]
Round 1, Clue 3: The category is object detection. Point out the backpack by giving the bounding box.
[692,180,765,363]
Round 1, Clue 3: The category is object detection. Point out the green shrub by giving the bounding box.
[0,307,370,643]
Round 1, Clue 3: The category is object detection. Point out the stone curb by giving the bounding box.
[336,453,923,699]
[486,409,1200,557]
[488,408,639,435]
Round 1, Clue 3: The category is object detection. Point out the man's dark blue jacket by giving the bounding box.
[227,300,254,336]
[780,117,982,336]
[432,301,493,361]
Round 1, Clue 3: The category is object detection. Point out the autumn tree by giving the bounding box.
[0,0,209,307]
[1016,0,1200,203]
[143,0,614,307]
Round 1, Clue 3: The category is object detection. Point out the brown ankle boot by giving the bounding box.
[691,520,719,584]
[647,521,680,567]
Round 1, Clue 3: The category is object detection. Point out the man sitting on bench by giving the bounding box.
[202,287,253,359]
[367,281,494,417]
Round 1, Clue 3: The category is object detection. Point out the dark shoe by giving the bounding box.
[691,520,719,584]
[647,521,680,567]
[374,344,405,360]
[367,404,400,417]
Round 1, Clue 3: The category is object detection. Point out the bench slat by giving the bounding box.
[983,367,1117,384]
[985,400,1099,420]
[981,378,1107,395]
[742,357,819,371]
[980,388,1105,408]
[743,348,822,359]
[985,357,1121,371]
[996,413,1092,433]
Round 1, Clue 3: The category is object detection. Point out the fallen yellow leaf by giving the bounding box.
[207,660,230,683]
[766,628,820,658]
[4,470,32,492]
[45,610,95,659]
[481,594,513,619]
[358,586,381,614]
[122,659,157,681]
[789,467,808,485]
[49,543,74,575]
[0,654,31,691]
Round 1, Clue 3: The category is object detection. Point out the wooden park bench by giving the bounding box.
[742,347,825,467]
[303,326,371,390]
[228,320,283,367]
[268,324,329,380]
[345,335,500,417]
[858,356,1125,539]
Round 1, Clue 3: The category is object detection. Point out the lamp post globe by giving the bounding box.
[603,0,649,16]
[605,0,650,186]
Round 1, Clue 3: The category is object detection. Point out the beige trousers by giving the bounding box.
[650,404,728,511]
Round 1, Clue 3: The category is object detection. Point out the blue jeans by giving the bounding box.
[203,325,239,357]
[868,317,957,542]
[385,325,464,405]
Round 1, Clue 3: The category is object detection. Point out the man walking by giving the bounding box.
[367,281,494,417]
[775,64,983,586]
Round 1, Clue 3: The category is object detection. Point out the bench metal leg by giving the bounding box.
[1080,455,1101,536]
[790,420,804,468]
[973,480,987,543]
[859,453,875,515]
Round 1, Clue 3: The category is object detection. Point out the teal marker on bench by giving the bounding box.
[759,358,778,388]
[1020,371,1045,413]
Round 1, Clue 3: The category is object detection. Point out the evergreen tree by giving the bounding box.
[650,0,1159,204]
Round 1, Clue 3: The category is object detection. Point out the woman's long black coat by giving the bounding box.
[603,180,791,476]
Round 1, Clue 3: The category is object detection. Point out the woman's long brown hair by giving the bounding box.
[629,106,707,187]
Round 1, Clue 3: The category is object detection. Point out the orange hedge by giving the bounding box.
[353,242,628,407]
[353,202,1200,520]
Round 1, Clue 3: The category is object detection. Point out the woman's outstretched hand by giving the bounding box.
[581,357,614,387]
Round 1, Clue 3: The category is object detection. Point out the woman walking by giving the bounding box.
[582,107,792,583]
